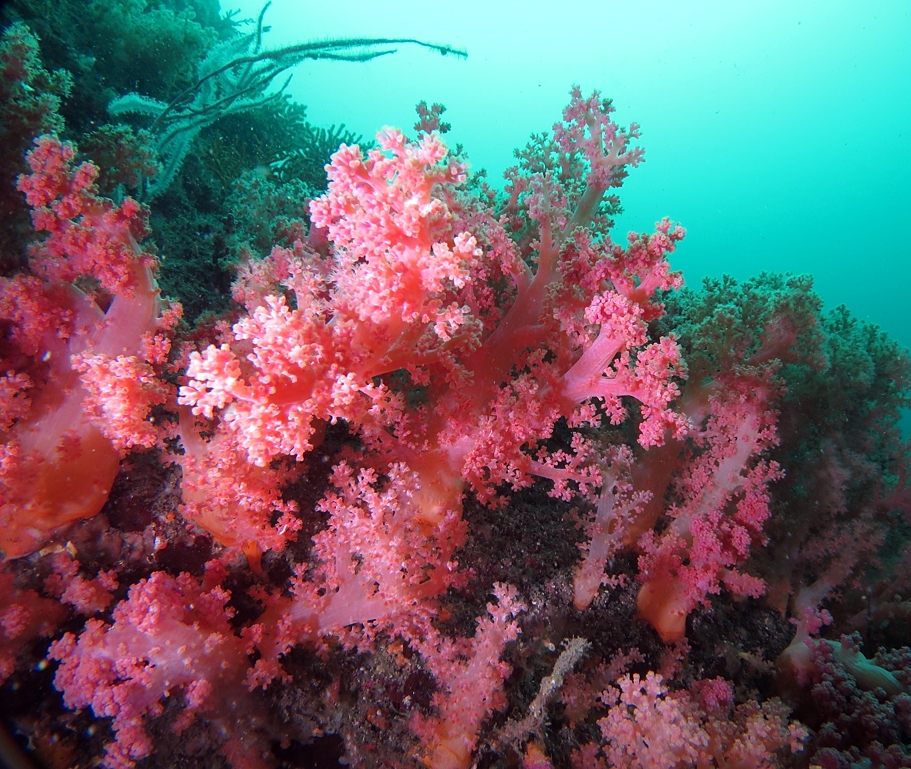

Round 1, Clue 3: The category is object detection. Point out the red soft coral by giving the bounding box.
[0,136,175,558]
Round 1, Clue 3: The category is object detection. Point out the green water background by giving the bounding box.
[230,0,910,357]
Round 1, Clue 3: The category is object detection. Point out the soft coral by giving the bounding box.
[0,135,175,558]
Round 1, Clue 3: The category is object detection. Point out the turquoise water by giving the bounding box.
[233,0,911,351]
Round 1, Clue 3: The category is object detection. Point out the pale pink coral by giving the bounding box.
[572,672,806,769]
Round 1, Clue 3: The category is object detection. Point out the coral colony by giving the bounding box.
[2,16,911,769]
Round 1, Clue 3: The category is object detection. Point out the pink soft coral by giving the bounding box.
[410,584,526,769]
[636,375,781,642]
[48,563,271,769]
[0,136,176,558]
[179,90,688,547]
[573,672,806,769]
